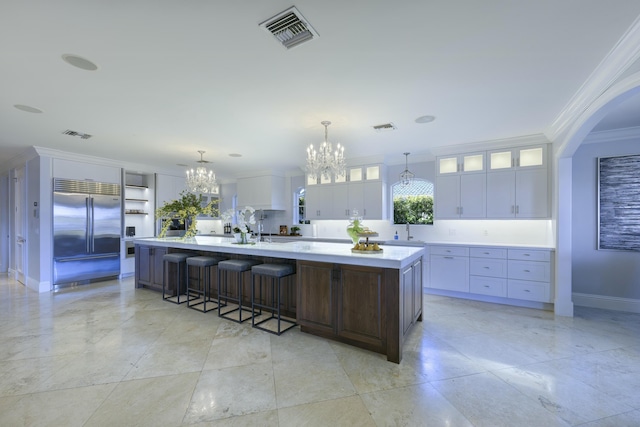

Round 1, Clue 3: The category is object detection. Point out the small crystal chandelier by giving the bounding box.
[306,120,346,181]
[399,152,415,186]
[186,150,218,194]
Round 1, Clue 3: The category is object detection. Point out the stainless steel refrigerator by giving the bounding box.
[53,178,121,287]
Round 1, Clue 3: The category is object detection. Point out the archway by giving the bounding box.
[554,71,640,316]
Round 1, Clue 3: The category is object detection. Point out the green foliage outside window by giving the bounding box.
[393,195,433,225]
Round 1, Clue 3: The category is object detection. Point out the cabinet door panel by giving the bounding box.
[363,181,385,219]
[435,175,460,218]
[332,183,349,218]
[339,266,384,343]
[401,266,413,335]
[412,260,423,321]
[460,174,486,218]
[429,255,469,292]
[486,171,515,218]
[297,261,334,332]
[515,169,548,218]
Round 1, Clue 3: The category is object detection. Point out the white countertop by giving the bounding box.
[134,236,425,269]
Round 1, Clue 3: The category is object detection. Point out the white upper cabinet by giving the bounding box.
[437,144,549,219]
[304,163,386,220]
[437,152,485,175]
[488,145,546,171]
[486,145,549,218]
[435,174,486,219]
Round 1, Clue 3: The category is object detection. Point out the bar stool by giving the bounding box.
[251,263,297,335]
[186,256,226,313]
[217,259,261,323]
[162,252,193,304]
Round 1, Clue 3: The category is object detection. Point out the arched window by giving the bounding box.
[392,179,434,224]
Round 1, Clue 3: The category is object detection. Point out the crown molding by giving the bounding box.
[582,126,640,144]
[546,15,640,142]
[428,133,550,157]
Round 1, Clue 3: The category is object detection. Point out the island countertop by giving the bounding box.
[133,236,425,269]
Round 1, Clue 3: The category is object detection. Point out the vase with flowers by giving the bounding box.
[221,206,256,244]
[156,191,218,239]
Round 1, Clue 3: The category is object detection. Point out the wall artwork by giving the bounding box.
[598,154,640,251]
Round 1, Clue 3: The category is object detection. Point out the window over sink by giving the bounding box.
[392,179,434,225]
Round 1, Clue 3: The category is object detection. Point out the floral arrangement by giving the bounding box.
[156,190,218,238]
[221,206,255,242]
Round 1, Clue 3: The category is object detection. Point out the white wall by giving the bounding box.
[572,139,640,302]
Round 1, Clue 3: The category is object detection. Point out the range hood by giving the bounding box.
[236,174,286,210]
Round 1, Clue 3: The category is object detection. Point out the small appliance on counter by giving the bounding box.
[126,226,136,237]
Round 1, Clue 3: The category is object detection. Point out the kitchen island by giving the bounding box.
[134,236,425,363]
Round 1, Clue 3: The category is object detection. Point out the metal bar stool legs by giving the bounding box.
[217,259,261,323]
[162,253,193,304]
[251,263,297,335]
[186,256,226,313]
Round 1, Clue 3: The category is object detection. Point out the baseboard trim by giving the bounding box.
[573,292,640,313]
[424,287,553,311]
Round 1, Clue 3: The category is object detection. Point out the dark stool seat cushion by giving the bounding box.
[163,253,192,263]
[218,259,261,272]
[187,256,225,267]
[252,263,294,278]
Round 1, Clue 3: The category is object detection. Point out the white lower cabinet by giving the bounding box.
[429,246,469,292]
[429,244,554,307]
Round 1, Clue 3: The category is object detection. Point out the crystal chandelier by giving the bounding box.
[399,152,415,186]
[306,120,346,181]
[186,150,218,194]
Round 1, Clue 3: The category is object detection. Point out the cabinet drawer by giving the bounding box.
[469,258,507,277]
[430,246,469,257]
[508,260,550,282]
[470,276,507,297]
[469,247,507,259]
[508,249,550,262]
[508,280,551,302]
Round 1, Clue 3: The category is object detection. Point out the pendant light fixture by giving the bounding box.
[306,120,346,181]
[186,150,218,194]
[399,152,415,186]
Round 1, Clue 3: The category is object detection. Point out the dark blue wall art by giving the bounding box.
[598,154,640,251]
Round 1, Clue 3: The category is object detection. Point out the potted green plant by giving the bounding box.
[156,191,218,239]
[290,226,301,236]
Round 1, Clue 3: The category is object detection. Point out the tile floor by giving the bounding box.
[0,274,639,426]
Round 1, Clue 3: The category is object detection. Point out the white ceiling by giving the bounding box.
[2,1,640,179]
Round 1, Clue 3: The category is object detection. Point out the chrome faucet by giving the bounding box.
[406,223,413,241]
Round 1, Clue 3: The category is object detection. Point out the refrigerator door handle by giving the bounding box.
[89,197,95,253]
[86,197,91,253]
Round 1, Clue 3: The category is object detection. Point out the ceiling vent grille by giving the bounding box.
[259,6,318,49]
[62,129,92,139]
[372,123,397,132]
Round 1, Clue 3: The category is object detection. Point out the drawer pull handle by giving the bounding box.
[523,253,531,256]
[484,267,490,269]
[484,285,490,288]
[524,289,531,292]
[524,270,530,273]
[483,252,490,255]
[444,256,454,259]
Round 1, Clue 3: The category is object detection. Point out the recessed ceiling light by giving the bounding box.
[415,115,436,124]
[229,153,242,157]
[61,54,98,71]
[14,104,43,113]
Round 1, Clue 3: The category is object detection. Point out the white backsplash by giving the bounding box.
[194,217,554,247]
[310,219,554,246]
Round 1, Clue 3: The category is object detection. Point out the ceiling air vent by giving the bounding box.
[372,123,397,132]
[62,129,93,139]
[259,6,319,50]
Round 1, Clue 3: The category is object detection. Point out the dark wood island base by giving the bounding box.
[135,238,424,363]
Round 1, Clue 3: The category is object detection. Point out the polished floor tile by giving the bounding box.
[1,274,639,426]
